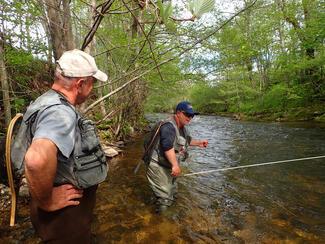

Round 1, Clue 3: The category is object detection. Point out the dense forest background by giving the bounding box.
[0,0,324,140]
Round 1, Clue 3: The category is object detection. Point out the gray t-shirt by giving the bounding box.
[33,102,77,158]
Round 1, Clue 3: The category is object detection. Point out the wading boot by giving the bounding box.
[156,198,173,214]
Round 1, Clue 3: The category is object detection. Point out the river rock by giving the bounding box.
[115,141,125,146]
[233,113,243,120]
[102,146,119,157]
[19,177,30,198]
[0,183,10,209]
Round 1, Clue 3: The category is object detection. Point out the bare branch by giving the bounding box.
[95,109,119,124]
[84,0,258,114]
[126,22,158,72]
[121,0,163,81]
[81,0,115,50]
[170,16,195,22]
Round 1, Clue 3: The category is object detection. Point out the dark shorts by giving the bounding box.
[30,185,98,244]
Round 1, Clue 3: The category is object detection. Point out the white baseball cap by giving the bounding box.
[56,49,108,82]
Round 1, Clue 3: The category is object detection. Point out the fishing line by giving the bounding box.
[182,155,325,177]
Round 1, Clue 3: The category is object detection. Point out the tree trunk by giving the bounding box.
[81,0,107,116]
[37,0,53,69]
[0,38,12,128]
[62,0,75,51]
[43,0,75,60]
[243,0,253,86]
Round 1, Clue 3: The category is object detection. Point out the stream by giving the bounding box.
[1,114,324,243]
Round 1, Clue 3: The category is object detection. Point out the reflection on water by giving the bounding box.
[1,114,324,243]
[94,114,325,243]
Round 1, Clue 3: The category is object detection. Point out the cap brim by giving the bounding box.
[185,110,200,116]
[93,70,108,82]
[186,108,199,116]
[188,112,199,116]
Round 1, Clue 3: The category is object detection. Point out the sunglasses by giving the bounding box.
[182,111,194,118]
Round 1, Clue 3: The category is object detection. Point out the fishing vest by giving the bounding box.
[11,90,108,189]
[151,117,190,168]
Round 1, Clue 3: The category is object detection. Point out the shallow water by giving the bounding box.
[1,114,324,243]
[94,114,325,243]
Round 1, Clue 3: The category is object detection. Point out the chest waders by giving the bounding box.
[151,117,190,168]
[145,117,190,213]
[136,117,190,174]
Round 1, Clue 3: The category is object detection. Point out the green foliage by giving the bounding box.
[144,77,188,113]
[262,84,304,113]
[260,83,289,110]
[5,47,34,67]
[5,47,51,88]
[190,82,225,113]
[315,114,325,122]
[157,0,173,23]
[144,85,187,113]
[2,0,324,132]
[182,0,324,119]
[119,121,132,137]
[188,0,215,18]
[12,98,26,113]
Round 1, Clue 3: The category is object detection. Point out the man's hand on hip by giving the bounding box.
[39,184,83,212]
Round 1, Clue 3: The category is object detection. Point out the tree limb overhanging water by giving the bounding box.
[83,0,257,114]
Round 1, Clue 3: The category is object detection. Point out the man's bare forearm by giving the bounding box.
[164,148,178,167]
[25,139,57,208]
[164,148,181,176]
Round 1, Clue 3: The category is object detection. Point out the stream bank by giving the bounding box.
[218,104,325,123]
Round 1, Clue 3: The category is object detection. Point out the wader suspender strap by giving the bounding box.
[144,121,166,156]
[134,121,167,174]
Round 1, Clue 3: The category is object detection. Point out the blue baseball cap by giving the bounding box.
[175,101,199,116]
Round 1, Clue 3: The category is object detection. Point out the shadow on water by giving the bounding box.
[1,114,324,243]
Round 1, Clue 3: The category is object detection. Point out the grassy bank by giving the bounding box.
[216,103,325,123]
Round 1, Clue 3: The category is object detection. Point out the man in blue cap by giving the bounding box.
[146,101,208,213]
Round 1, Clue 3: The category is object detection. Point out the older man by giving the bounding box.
[146,101,208,213]
[22,49,108,243]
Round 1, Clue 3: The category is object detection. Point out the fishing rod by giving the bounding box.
[182,155,325,177]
